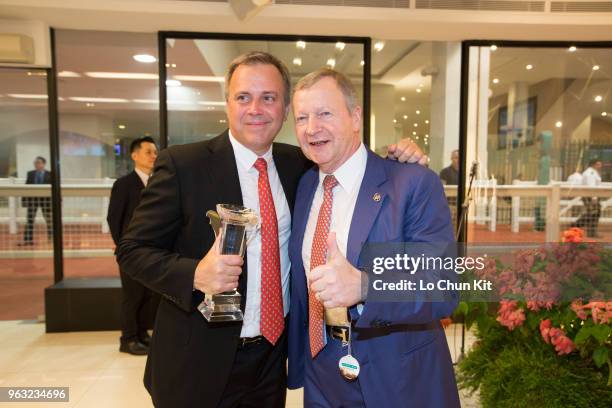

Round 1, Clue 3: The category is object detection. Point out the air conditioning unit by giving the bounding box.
[0,33,35,64]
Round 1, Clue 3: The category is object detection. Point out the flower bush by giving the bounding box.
[456,228,612,407]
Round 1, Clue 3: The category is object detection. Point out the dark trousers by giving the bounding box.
[574,197,601,237]
[23,201,52,242]
[119,266,157,343]
[217,330,288,408]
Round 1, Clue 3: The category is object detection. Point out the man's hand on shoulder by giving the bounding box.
[307,232,363,308]
[194,232,243,295]
[387,138,429,166]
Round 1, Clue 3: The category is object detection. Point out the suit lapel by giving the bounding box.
[346,151,388,266]
[204,131,243,207]
[272,144,298,216]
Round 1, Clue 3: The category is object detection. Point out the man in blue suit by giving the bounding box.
[287,69,460,407]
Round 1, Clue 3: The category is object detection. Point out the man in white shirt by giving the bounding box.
[107,136,158,355]
[287,69,459,407]
[567,168,583,185]
[574,159,603,237]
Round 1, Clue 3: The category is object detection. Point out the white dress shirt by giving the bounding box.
[567,172,583,185]
[229,132,292,338]
[134,167,151,187]
[301,144,367,324]
[582,167,602,187]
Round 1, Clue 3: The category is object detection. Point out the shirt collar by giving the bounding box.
[318,143,367,194]
[134,167,150,185]
[229,130,274,171]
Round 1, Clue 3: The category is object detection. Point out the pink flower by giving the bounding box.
[586,301,612,324]
[562,227,584,243]
[497,300,526,330]
[549,328,576,355]
[540,319,552,344]
[570,300,588,320]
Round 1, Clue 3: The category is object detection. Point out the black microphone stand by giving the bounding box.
[454,161,478,363]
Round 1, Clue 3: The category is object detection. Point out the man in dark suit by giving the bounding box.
[118,52,425,408]
[20,156,52,246]
[107,137,159,355]
[288,69,459,407]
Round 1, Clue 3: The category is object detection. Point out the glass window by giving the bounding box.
[55,29,159,277]
[0,67,53,320]
[464,45,612,242]
[165,38,365,146]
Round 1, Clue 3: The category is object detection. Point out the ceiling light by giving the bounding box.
[173,75,224,82]
[374,41,385,52]
[416,136,419,140]
[58,71,81,78]
[133,99,158,104]
[403,115,408,119]
[593,65,600,71]
[419,83,424,88]
[197,101,226,106]
[413,123,418,127]
[293,57,302,66]
[85,72,158,80]
[7,93,47,99]
[400,96,406,102]
[425,134,429,137]
[602,112,608,117]
[118,124,126,129]
[568,46,577,52]
[326,58,336,68]
[416,110,420,115]
[416,89,422,93]
[360,60,364,66]
[296,40,306,49]
[425,120,429,124]
[86,103,95,107]
[26,71,46,77]
[70,97,129,103]
[526,64,533,70]
[412,131,417,135]
[335,42,345,51]
[492,78,500,84]
[555,121,562,128]
[393,119,397,123]
[166,79,182,87]
[490,45,497,51]
[133,54,157,63]
[219,119,227,123]
[594,95,603,102]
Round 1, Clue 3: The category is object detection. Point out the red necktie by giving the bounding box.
[309,174,338,357]
[254,158,284,345]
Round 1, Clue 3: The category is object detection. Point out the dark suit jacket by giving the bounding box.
[117,132,311,408]
[22,170,51,207]
[107,171,145,247]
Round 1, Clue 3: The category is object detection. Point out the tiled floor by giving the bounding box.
[0,321,477,408]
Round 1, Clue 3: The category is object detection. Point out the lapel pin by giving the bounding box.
[373,193,381,202]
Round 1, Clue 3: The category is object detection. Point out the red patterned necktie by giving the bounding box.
[254,158,284,345]
[309,174,339,358]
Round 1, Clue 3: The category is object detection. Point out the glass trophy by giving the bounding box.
[197,204,258,322]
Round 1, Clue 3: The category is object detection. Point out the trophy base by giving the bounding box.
[198,291,244,322]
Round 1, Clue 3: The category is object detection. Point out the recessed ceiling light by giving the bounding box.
[416,136,419,140]
[413,123,418,127]
[219,119,227,123]
[492,78,500,84]
[335,42,345,51]
[416,89,422,93]
[58,71,81,78]
[166,79,182,87]
[86,103,95,107]
[118,124,126,129]
[133,54,157,63]
[593,65,600,71]
[360,60,364,66]
[526,64,533,70]
[412,131,417,135]
[296,40,306,49]
[393,119,397,123]
[425,120,429,124]
[403,115,408,119]
[400,96,406,102]
[425,134,429,137]
[374,41,385,52]
[555,121,562,128]
[293,57,302,66]
[416,110,420,115]
[490,45,497,51]
[602,112,608,117]
[326,58,336,68]
[568,46,577,52]
[594,95,603,102]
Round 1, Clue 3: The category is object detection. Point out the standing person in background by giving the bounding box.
[567,167,583,185]
[19,156,52,246]
[574,159,603,238]
[439,149,459,185]
[107,136,159,355]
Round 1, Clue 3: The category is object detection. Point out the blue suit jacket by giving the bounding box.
[287,150,460,407]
